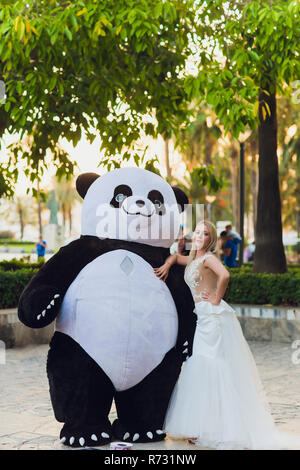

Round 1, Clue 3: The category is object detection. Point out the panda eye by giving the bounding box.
[147,189,165,216]
[110,184,132,208]
[115,193,125,203]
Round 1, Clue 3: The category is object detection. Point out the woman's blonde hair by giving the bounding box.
[187,220,219,265]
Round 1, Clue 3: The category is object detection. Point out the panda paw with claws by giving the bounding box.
[182,340,190,361]
[59,424,112,448]
[112,419,166,443]
[36,293,60,322]
[120,429,166,443]
[19,285,62,328]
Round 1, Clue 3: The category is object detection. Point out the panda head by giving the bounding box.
[76,167,188,248]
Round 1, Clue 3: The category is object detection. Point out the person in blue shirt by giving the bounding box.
[225,224,242,246]
[36,236,47,261]
[220,231,238,268]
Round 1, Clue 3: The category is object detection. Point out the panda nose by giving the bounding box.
[136,200,145,207]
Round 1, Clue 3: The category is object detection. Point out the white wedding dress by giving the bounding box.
[164,253,299,450]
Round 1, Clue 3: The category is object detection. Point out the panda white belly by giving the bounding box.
[55,249,178,391]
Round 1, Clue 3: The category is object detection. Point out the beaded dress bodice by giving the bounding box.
[184,253,218,304]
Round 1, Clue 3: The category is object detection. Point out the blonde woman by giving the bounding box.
[153,220,298,450]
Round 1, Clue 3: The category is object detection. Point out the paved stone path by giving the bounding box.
[0,341,300,450]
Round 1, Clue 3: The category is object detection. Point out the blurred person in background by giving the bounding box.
[220,231,238,268]
[36,236,47,262]
[225,224,242,246]
[245,241,255,262]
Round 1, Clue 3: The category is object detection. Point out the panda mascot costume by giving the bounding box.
[18,167,196,447]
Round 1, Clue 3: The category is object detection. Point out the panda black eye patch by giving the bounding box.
[110,184,133,208]
[147,190,166,216]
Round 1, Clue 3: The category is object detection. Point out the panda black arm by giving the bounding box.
[18,237,103,329]
[165,264,196,359]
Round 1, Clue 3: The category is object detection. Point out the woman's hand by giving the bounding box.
[153,263,171,282]
[201,289,221,305]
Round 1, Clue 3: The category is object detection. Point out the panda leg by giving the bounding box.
[47,332,115,448]
[112,347,182,443]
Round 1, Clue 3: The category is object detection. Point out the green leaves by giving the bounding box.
[64,27,72,41]
[191,0,300,140]
[153,2,163,18]
[14,16,25,41]
[0,0,199,196]
[76,7,88,17]
[145,122,156,137]
[191,166,224,194]
[3,0,297,196]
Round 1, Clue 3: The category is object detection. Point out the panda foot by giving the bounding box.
[112,419,166,443]
[59,423,112,448]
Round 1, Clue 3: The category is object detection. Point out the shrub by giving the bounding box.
[0,269,37,309]
[0,259,44,271]
[0,232,15,240]
[0,239,34,245]
[224,271,300,306]
[0,264,299,310]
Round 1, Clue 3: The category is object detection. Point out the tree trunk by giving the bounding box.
[62,202,66,228]
[164,138,172,183]
[68,205,72,236]
[246,211,251,240]
[254,84,286,273]
[248,136,258,239]
[192,198,198,231]
[231,145,240,233]
[204,124,214,166]
[296,210,300,239]
[37,178,43,238]
[251,154,258,239]
[18,208,24,240]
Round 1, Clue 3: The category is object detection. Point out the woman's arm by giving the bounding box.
[154,253,189,281]
[201,255,230,305]
[176,254,189,266]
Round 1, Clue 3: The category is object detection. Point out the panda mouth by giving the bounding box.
[123,208,154,218]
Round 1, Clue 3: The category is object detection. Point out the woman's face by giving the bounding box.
[193,223,211,250]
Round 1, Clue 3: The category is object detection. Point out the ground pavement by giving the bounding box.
[0,341,300,450]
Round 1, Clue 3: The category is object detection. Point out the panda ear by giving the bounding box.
[76,173,100,199]
[172,186,189,212]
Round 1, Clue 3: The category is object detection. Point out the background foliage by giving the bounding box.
[1,261,299,309]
